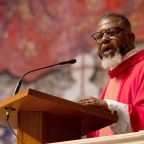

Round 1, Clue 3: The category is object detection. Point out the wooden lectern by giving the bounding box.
[0,89,118,144]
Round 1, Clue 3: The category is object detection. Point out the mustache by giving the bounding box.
[98,44,127,59]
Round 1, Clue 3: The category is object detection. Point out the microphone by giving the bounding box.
[13,59,76,95]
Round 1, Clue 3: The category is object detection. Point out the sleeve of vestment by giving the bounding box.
[106,100,133,134]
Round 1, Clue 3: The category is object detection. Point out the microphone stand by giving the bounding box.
[5,59,76,120]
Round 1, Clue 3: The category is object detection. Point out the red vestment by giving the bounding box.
[88,49,144,137]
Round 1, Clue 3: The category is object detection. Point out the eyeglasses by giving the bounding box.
[91,27,129,43]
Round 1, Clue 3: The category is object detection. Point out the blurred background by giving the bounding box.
[0,0,144,143]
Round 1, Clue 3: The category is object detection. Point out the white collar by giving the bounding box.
[123,47,144,62]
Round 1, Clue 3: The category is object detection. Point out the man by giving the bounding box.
[79,13,144,137]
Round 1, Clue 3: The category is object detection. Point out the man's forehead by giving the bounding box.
[96,18,122,31]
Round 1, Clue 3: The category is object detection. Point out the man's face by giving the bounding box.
[94,18,131,59]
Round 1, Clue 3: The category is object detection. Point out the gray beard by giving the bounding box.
[101,52,123,70]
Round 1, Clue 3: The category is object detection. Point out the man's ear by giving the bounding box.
[129,32,135,43]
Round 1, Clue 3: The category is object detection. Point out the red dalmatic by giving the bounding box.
[88,49,144,137]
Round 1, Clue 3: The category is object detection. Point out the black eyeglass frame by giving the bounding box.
[91,27,129,43]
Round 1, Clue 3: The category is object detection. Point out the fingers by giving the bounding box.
[79,96,97,102]
[78,96,96,105]
[78,97,101,106]
[78,97,110,111]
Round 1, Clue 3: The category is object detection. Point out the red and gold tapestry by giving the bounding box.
[0,0,143,81]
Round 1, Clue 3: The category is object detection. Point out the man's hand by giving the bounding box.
[78,96,110,111]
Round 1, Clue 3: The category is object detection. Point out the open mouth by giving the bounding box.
[102,47,115,56]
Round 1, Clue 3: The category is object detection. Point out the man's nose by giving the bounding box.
[100,33,110,44]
